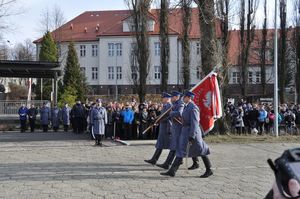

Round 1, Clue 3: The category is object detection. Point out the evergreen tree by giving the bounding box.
[63,42,88,102]
[35,31,58,100]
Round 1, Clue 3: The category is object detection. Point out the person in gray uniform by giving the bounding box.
[51,104,61,132]
[161,91,213,178]
[91,99,107,146]
[144,92,172,165]
[61,103,71,132]
[40,102,51,132]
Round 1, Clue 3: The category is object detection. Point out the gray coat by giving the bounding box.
[155,102,172,149]
[61,106,71,125]
[40,107,51,125]
[51,108,61,128]
[91,106,107,135]
[176,101,210,158]
[169,99,184,151]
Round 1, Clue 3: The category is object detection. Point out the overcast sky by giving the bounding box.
[1,0,296,46]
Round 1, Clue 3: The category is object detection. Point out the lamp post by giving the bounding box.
[274,0,279,137]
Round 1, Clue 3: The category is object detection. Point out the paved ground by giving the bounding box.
[0,132,298,199]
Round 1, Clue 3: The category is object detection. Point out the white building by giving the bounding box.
[34,9,205,95]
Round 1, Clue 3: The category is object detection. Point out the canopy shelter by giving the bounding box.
[0,60,62,103]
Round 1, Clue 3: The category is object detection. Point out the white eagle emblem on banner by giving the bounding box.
[203,91,212,108]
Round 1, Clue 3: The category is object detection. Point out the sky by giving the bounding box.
[1,0,297,47]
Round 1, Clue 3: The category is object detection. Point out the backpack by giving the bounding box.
[269,113,275,121]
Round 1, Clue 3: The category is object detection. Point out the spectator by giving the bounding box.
[105,106,114,139]
[248,104,259,134]
[71,101,85,134]
[18,104,28,132]
[235,106,245,135]
[258,105,268,134]
[121,103,134,140]
[27,104,38,132]
[138,106,149,139]
[40,103,51,132]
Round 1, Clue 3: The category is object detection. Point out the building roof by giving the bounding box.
[34,8,222,43]
[227,27,296,66]
[0,60,61,78]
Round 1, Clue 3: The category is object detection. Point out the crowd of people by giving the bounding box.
[17,99,164,140]
[224,101,300,135]
[18,99,300,138]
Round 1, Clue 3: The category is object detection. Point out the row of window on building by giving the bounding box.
[231,71,263,84]
[78,42,202,57]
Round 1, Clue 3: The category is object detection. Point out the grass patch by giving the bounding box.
[205,134,300,144]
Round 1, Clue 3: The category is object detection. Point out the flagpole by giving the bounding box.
[274,0,279,137]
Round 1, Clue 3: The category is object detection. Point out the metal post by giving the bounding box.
[274,0,279,137]
[54,72,58,105]
[41,78,43,101]
[115,44,118,101]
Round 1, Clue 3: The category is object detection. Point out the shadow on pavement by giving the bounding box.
[0,132,91,142]
[0,162,167,181]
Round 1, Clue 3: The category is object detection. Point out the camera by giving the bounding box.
[265,148,300,199]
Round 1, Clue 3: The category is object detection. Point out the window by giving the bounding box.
[92,67,98,80]
[196,66,201,79]
[248,71,253,84]
[80,45,86,57]
[92,45,98,57]
[116,43,122,56]
[108,43,114,56]
[131,65,138,80]
[256,71,261,83]
[154,42,160,56]
[232,72,240,84]
[108,66,114,80]
[196,42,200,55]
[116,66,122,80]
[154,66,161,80]
[108,43,122,56]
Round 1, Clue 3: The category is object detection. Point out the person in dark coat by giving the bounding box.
[145,92,173,169]
[138,106,149,139]
[161,91,212,178]
[51,104,61,132]
[112,105,123,139]
[105,106,114,139]
[27,104,38,132]
[40,103,51,132]
[91,99,107,146]
[61,103,71,132]
[72,101,85,133]
[18,104,28,132]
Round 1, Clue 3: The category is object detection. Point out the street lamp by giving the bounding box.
[274,0,279,137]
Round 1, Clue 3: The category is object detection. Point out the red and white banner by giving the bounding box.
[190,71,222,134]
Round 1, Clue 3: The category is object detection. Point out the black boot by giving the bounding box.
[200,156,213,178]
[156,150,176,170]
[144,149,162,165]
[188,157,200,170]
[160,157,182,177]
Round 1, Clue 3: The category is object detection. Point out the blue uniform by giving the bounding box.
[91,106,107,136]
[176,101,210,158]
[51,107,61,128]
[155,102,172,149]
[61,106,71,125]
[18,107,28,120]
[169,99,184,151]
[40,107,51,125]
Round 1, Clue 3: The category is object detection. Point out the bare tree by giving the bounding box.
[195,0,219,76]
[239,0,258,98]
[39,7,51,33]
[279,0,287,103]
[0,0,19,38]
[260,0,267,95]
[180,0,192,90]
[12,39,35,61]
[125,0,152,102]
[159,0,170,92]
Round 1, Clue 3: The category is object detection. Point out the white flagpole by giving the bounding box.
[27,78,32,105]
[274,0,279,137]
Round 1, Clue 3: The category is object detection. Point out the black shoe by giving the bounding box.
[200,170,213,178]
[144,159,156,165]
[160,170,175,177]
[156,163,169,170]
[188,162,199,170]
